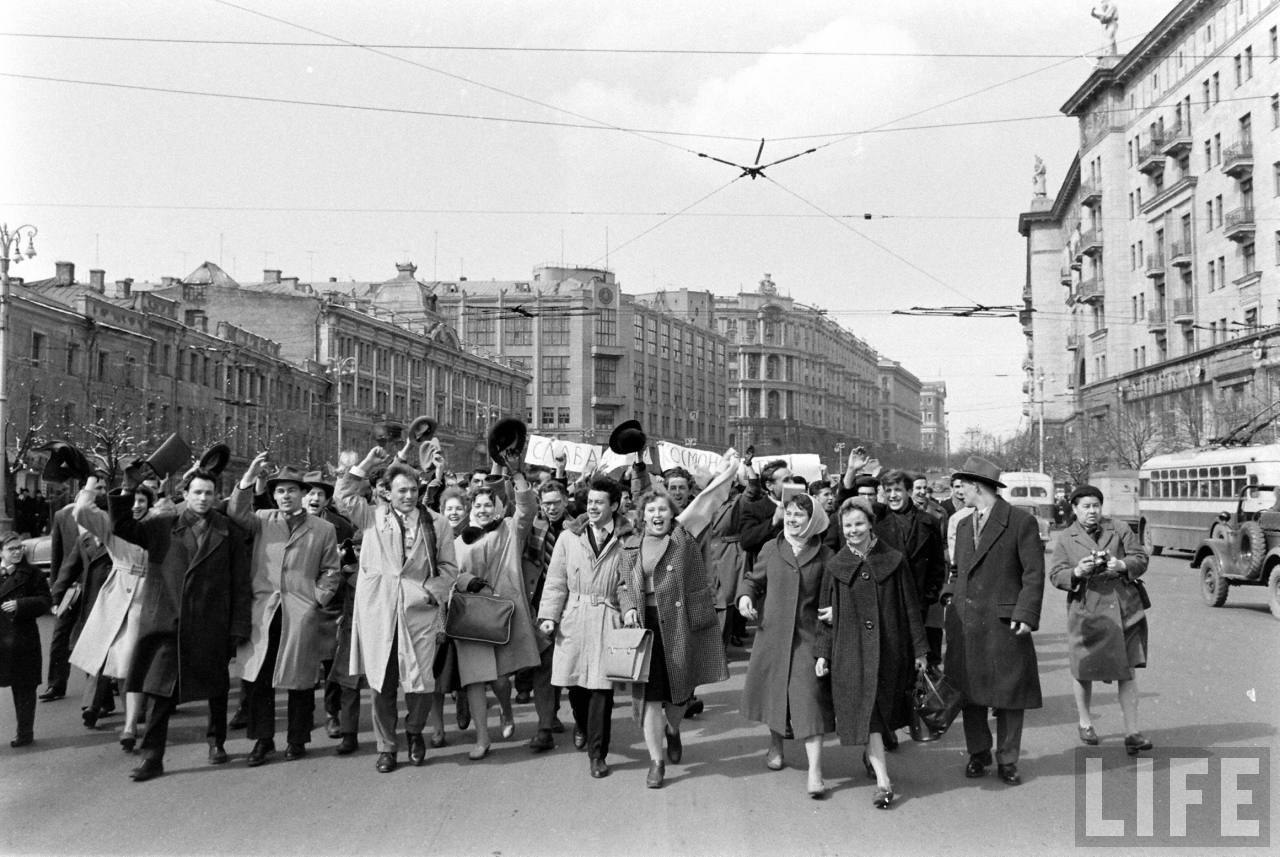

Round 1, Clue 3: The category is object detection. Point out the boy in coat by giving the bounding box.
[1,532,53,746]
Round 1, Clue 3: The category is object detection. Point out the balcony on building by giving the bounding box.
[1147,306,1167,331]
[1233,270,1262,290]
[1077,275,1104,303]
[1080,226,1103,256]
[1136,135,1167,175]
[1144,253,1165,279]
[590,393,626,407]
[1080,179,1102,207]
[1223,206,1255,242]
[1171,296,1194,323]
[1168,238,1193,267]
[1066,332,1082,351]
[590,342,625,358]
[1059,264,1073,285]
[1222,139,1253,178]
[1160,121,1192,157]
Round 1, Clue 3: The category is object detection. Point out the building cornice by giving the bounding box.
[1018,155,1081,234]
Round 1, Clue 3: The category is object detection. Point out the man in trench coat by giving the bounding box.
[941,456,1044,786]
[228,455,340,767]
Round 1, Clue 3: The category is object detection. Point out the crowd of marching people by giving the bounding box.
[0,416,1154,806]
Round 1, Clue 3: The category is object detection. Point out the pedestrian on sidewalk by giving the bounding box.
[0,532,52,747]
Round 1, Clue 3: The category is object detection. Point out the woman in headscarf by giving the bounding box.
[738,492,835,798]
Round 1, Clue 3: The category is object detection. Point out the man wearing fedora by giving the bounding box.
[229,453,341,766]
[941,456,1045,786]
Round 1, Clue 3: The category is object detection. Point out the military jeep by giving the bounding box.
[1190,485,1280,619]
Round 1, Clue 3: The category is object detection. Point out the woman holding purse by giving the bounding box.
[616,489,728,789]
[451,451,541,760]
[815,497,929,809]
[537,476,632,779]
[1048,485,1150,754]
[738,492,835,798]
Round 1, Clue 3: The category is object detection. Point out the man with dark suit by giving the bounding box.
[880,469,946,669]
[43,484,111,708]
[942,456,1045,787]
[739,460,791,562]
[111,470,252,781]
[518,480,569,749]
[1,532,53,746]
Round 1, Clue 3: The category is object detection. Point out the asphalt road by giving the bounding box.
[2,551,1276,857]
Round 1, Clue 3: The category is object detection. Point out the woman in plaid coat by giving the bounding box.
[617,489,728,789]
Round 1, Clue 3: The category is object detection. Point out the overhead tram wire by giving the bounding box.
[208,0,705,159]
[0,32,1171,59]
[585,175,746,267]
[762,175,981,306]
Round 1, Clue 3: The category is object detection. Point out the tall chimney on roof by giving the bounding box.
[264,269,281,284]
[110,278,131,298]
[89,269,105,291]
[55,260,75,286]
[282,276,299,290]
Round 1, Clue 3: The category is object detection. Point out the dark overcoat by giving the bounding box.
[1048,518,1148,681]
[0,559,53,687]
[739,534,835,738]
[616,526,728,709]
[739,494,782,560]
[113,499,253,703]
[880,505,946,605]
[942,497,1045,710]
[814,540,928,745]
[49,503,111,645]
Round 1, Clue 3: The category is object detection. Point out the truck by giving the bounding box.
[1087,469,1141,532]
[998,471,1054,542]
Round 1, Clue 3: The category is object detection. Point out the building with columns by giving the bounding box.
[1020,0,1280,463]
[920,380,949,461]
[712,274,912,461]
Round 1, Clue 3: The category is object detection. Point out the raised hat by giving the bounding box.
[134,433,195,481]
[487,417,528,465]
[608,420,647,455]
[951,456,1006,489]
[408,415,437,443]
[41,441,95,483]
[198,443,231,477]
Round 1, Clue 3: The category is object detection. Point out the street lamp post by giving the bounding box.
[0,223,38,531]
[1037,371,1046,474]
[833,441,846,479]
[329,357,356,454]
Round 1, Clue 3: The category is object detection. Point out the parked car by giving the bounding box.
[1189,485,1280,619]
[20,534,52,578]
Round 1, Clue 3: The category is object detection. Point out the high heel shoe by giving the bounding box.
[429,730,447,749]
[873,785,895,809]
[119,731,136,752]
[468,743,491,761]
[646,761,665,789]
[862,752,875,779]
[765,747,784,771]
[499,716,516,740]
[807,778,827,799]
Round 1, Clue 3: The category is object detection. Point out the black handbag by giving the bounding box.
[445,590,515,645]
[909,666,964,741]
[1132,578,1152,610]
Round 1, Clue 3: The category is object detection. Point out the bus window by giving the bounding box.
[1139,478,1149,497]
[1030,487,1048,498]
[1010,487,1027,497]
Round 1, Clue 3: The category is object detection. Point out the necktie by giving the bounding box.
[191,515,209,553]
[542,519,560,570]
[972,510,985,549]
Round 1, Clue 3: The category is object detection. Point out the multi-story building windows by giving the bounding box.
[541,355,569,396]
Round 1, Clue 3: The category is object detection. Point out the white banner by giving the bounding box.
[523,434,601,474]
[656,441,720,481]
[749,453,825,483]
[595,445,652,475]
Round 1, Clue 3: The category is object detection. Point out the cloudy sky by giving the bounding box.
[2,0,1180,442]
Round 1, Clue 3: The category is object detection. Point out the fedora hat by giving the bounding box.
[41,441,95,483]
[952,456,1006,489]
[487,417,528,465]
[608,420,647,455]
[408,415,437,444]
[266,465,309,494]
[198,443,231,477]
[136,433,195,481]
[302,469,334,498]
